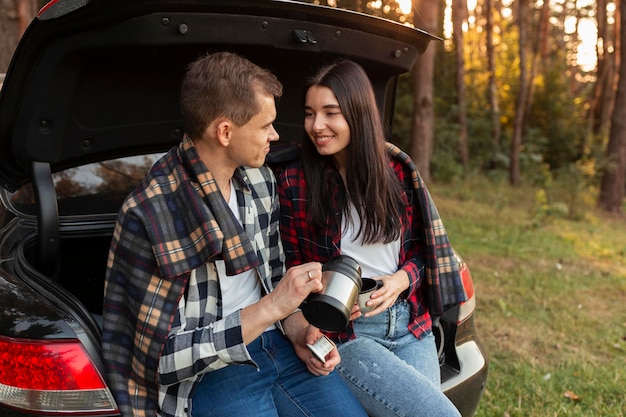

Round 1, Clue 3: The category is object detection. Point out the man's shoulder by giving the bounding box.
[239,165,276,190]
[119,151,186,217]
[241,164,274,178]
[237,166,277,219]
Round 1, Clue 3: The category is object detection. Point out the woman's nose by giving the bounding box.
[312,115,326,131]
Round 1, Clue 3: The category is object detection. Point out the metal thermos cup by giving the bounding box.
[301,255,362,331]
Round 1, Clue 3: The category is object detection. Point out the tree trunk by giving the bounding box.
[522,0,549,130]
[485,0,501,154]
[599,0,626,214]
[452,0,469,168]
[409,0,440,183]
[589,0,617,145]
[510,0,529,185]
[0,0,39,73]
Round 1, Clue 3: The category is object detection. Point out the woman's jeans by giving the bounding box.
[336,299,462,417]
[191,329,367,417]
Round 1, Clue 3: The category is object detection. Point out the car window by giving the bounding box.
[5,153,164,217]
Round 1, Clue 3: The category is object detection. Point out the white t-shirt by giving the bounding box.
[340,203,400,278]
[215,181,265,321]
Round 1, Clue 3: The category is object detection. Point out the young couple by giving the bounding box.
[102,51,465,417]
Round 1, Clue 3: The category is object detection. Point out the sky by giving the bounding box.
[571,18,598,71]
[565,0,603,72]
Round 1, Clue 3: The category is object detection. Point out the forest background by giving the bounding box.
[329,0,624,218]
[1,1,626,416]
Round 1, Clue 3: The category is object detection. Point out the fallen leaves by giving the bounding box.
[563,390,582,402]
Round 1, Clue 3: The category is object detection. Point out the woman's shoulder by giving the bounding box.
[385,152,411,179]
[383,143,416,176]
[277,159,305,182]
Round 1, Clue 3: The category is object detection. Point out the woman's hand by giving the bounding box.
[360,270,409,317]
[348,303,362,321]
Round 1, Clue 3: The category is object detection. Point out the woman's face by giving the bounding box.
[304,85,351,166]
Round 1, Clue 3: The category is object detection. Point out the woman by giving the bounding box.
[278,59,466,417]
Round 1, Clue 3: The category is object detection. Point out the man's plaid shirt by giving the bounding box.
[278,143,466,343]
[102,137,283,417]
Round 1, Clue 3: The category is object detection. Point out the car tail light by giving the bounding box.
[455,253,476,324]
[0,336,118,414]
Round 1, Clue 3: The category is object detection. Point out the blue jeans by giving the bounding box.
[336,299,462,417]
[191,329,367,417]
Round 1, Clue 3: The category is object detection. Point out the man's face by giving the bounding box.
[228,91,279,168]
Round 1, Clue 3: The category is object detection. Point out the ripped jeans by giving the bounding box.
[335,299,462,417]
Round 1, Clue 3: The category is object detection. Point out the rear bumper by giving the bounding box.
[442,341,489,417]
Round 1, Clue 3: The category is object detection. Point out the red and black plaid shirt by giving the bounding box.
[278,150,433,343]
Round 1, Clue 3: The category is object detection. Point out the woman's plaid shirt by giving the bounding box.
[278,143,466,344]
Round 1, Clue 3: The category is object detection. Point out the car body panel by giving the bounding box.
[0,268,75,339]
[442,340,489,416]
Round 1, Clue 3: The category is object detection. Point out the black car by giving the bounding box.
[0,0,487,415]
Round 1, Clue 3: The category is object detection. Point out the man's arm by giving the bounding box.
[281,311,340,376]
[158,306,253,385]
[158,261,324,385]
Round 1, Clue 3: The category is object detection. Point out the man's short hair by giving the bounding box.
[180,51,283,139]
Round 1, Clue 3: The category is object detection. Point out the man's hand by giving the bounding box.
[282,311,340,376]
[269,262,324,318]
[241,262,322,344]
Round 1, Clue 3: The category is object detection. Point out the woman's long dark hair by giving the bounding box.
[302,59,405,244]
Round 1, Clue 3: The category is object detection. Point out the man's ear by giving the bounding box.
[215,119,232,147]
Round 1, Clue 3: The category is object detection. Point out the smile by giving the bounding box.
[315,135,334,144]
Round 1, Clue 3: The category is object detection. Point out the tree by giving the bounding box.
[452,0,469,168]
[598,0,626,214]
[410,0,440,182]
[524,0,550,125]
[510,0,529,185]
[0,0,40,73]
[589,0,617,145]
[485,0,502,154]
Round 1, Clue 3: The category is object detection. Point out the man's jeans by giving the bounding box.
[336,299,462,417]
[191,329,367,417]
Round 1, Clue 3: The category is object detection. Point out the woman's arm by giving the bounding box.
[278,168,305,268]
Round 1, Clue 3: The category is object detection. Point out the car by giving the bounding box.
[0,0,488,416]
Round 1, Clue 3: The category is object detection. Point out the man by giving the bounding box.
[101,52,367,417]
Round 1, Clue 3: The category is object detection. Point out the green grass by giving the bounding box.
[430,175,626,417]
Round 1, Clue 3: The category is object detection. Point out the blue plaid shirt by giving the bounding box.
[102,137,283,417]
